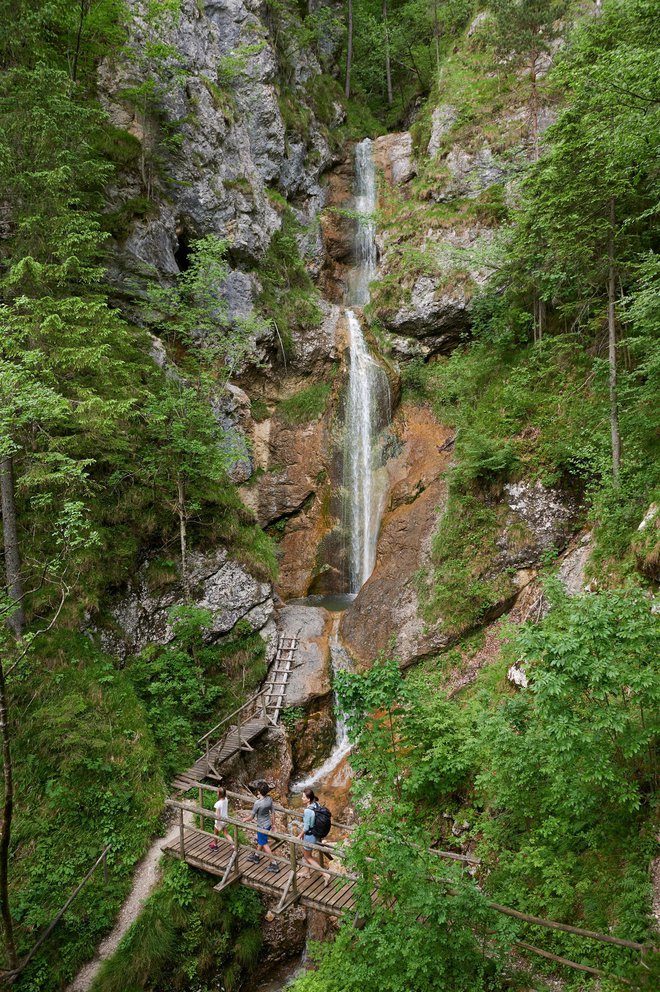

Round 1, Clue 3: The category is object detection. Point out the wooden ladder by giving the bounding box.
[263,635,298,725]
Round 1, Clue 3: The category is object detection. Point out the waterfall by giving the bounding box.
[344,138,391,593]
[347,138,377,307]
[293,624,352,792]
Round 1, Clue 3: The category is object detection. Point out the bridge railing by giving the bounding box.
[175,781,480,864]
[197,690,273,774]
[165,796,657,969]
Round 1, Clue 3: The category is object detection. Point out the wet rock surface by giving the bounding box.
[340,405,453,667]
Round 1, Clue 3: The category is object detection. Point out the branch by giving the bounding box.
[5,583,70,678]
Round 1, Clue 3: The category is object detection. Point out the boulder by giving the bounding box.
[277,604,335,774]
[278,605,333,709]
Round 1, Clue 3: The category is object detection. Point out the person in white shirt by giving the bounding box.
[209,786,233,850]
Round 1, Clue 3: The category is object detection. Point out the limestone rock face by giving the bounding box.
[319,151,355,303]
[240,396,335,599]
[290,301,342,379]
[100,0,335,314]
[340,405,453,667]
[373,132,416,186]
[279,605,333,709]
[496,481,581,571]
[225,725,292,797]
[381,270,475,356]
[427,104,458,158]
[277,604,335,775]
[101,548,275,659]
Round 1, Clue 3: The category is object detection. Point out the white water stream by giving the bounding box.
[344,138,391,593]
[294,139,391,792]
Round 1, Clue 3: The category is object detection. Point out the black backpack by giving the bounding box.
[310,802,331,840]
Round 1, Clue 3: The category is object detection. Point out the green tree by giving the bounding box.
[487,0,569,160]
[475,583,659,952]
[503,0,660,476]
[291,657,513,992]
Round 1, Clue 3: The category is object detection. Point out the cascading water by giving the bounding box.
[293,625,353,792]
[347,138,377,307]
[292,140,391,793]
[344,138,391,593]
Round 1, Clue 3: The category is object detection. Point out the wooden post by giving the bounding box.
[233,823,240,876]
[179,806,185,858]
[289,840,298,895]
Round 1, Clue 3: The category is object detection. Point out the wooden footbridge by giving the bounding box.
[162,786,656,981]
[162,633,656,981]
[163,784,478,918]
[171,634,298,789]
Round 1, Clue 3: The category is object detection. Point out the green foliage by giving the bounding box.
[472,585,659,965]
[257,206,323,360]
[280,706,305,731]
[143,235,259,381]
[5,632,164,985]
[294,656,514,992]
[125,607,223,778]
[323,590,658,986]
[277,382,332,425]
[92,861,262,992]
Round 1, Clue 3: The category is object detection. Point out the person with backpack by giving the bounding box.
[298,788,331,878]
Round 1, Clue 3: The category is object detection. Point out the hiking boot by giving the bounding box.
[267,861,279,873]
[247,853,261,863]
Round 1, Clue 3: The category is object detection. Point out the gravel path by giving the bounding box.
[66,815,186,992]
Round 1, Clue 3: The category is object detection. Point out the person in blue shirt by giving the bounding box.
[298,787,320,877]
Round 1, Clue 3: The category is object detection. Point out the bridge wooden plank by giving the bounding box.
[332,882,358,911]
[163,829,358,916]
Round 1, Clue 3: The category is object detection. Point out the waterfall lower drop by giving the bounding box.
[293,623,352,792]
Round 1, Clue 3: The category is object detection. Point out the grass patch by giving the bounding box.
[278,382,332,425]
[92,860,262,992]
[6,633,164,986]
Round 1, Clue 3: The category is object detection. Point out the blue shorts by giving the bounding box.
[304,832,316,850]
[256,831,269,847]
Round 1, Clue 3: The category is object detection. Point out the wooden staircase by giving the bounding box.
[171,635,298,792]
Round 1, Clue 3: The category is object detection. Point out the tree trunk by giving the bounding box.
[345,0,353,100]
[0,459,24,637]
[383,0,393,106]
[0,659,17,970]
[530,55,539,161]
[608,198,621,480]
[176,476,189,600]
[433,0,441,83]
[70,0,89,84]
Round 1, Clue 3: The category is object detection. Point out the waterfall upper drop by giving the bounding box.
[344,139,391,594]
[347,139,377,307]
